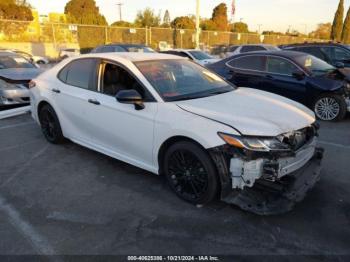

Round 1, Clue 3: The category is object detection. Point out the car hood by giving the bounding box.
[0,68,45,83]
[176,88,315,137]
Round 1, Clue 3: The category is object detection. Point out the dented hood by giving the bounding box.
[176,88,315,137]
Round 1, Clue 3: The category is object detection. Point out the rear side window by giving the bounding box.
[241,45,266,53]
[58,59,97,90]
[228,56,266,71]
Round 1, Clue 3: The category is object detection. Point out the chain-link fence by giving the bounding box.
[0,19,328,56]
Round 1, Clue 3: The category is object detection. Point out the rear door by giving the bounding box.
[262,56,307,103]
[226,55,266,89]
[55,58,100,142]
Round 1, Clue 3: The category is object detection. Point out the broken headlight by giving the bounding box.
[218,133,291,152]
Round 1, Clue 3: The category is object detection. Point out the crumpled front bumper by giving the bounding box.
[209,142,324,215]
[223,148,323,215]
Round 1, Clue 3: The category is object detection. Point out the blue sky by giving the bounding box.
[27,0,350,33]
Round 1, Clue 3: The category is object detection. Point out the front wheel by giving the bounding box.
[163,141,219,205]
[39,104,65,144]
[313,94,347,121]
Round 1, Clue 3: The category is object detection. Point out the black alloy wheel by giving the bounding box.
[164,141,218,205]
[39,104,65,144]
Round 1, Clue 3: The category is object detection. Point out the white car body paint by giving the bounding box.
[30,52,315,176]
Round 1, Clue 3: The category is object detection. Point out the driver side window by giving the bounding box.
[100,62,152,101]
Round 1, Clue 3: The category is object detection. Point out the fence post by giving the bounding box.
[180,30,183,49]
[105,26,108,44]
[51,23,57,52]
[149,27,152,47]
[145,27,148,45]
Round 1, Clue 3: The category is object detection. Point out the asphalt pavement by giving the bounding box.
[0,113,349,259]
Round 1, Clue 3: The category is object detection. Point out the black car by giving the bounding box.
[91,44,155,54]
[280,43,350,68]
[207,50,350,121]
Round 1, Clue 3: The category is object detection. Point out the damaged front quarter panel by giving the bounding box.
[209,132,324,215]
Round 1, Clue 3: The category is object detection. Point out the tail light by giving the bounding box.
[28,80,36,89]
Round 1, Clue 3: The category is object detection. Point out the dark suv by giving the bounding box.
[281,43,350,68]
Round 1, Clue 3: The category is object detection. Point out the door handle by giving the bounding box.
[52,88,61,93]
[88,99,100,105]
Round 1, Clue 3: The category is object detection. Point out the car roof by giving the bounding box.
[231,50,307,59]
[76,52,186,62]
[103,43,148,47]
[282,42,347,48]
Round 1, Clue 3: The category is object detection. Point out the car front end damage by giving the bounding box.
[209,124,324,215]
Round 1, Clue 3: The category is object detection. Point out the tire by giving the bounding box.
[313,94,347,121]
[163,141,219,205]
[39,104,65,144]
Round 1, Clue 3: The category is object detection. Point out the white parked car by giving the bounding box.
[161,49,220,66]
[59,48,80,59]
[225,44,280,57]
[30,53,323,214]
[0,49,49,65]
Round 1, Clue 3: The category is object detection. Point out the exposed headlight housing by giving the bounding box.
[218,133,291,152]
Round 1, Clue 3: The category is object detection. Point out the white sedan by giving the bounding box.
[161,49,219,66]
[29,53,323,214]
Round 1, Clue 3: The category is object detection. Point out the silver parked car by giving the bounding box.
[0,52,43,109]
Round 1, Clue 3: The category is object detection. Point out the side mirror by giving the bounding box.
[335,62,345,69]
[292,70,305,80]
[116,89,145,110]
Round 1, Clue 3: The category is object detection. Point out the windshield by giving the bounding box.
[135,59,235,102]
[0,55,35,69]
[295,55,336,76]
[125,46,155,53]
[188,51,212,60]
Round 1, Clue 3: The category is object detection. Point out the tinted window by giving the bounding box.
[0,55,35,69]
[189,51,212,60]
[64,59,96,90]
[267,57,298,75]
[321,46,350,61]
[228,56,266,71]
[298,47,327,61]
[101,63,151,100]
[102,46,115,52]
[241,45,266,53]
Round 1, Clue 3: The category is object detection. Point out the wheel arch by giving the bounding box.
[157,135,208,175]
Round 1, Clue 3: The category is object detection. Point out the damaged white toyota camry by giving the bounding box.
[30,53,324,215]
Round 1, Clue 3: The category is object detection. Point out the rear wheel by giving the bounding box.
[39,104,65,144]
[163,141,218,205]
[314,94,347,121]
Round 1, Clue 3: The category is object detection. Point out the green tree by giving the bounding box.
[134,8,160,28]
[0,0,33,39]
[200,19,217,31]
[64,0,107,52]
[231,22,249,33]
[162,10,171,27]
[171,16,195,29]
[309,23,331,40]
[111,20,132,27]
[342,8,350,43]
[212,3,228,31]
[331,0,344,41]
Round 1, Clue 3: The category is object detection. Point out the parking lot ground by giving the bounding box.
[0,113,349,257]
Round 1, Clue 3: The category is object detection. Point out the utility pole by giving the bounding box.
[116,2,123,21]
[195,0,200,50]
[258,24,262,34]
